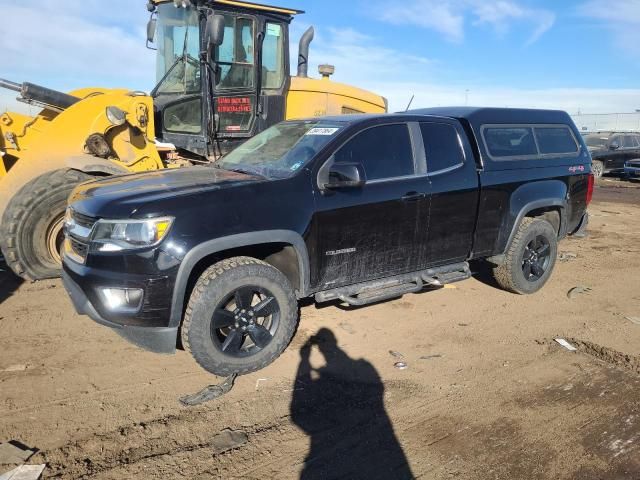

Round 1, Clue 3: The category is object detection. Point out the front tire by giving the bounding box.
[181,256,299,376]
[493,218,558,294]
[0,169,93,280]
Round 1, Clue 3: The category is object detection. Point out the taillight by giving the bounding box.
[586,173,594,206]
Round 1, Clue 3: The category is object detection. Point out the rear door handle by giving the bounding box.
[401,192,424,202]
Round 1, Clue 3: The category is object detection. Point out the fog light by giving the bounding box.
[98,287,143,313]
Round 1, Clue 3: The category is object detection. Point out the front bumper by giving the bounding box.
[62,264,178,354]
[624,164,640,177]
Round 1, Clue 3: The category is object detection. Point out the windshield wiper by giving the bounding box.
[220,166,268,178]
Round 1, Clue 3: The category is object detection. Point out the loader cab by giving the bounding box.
[149,0,299,158]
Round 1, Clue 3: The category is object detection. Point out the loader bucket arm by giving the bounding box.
[0,78,80,111]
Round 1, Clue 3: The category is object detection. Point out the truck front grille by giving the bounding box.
[72,211,98,230]
[65,210,98,263]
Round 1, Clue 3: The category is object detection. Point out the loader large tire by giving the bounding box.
[0,169,93,280]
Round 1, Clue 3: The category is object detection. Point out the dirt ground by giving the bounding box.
[1,177,640,479]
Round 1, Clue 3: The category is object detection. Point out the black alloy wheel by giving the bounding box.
[211,286,280,358]
[521,235,551,282]
[492,217,558,294]
[182,256,298,376]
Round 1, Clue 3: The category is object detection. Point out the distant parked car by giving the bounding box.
[625,159,640,179]
[584,131,640,178]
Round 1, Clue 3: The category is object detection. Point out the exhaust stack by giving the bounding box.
[297,27,315,78]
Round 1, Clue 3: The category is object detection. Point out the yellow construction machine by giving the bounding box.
[0,0,387,281]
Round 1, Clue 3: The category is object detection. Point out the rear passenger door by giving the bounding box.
[419,121,479,267]
[311,122,430,290]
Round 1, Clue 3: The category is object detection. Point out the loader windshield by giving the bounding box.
[155,5,201,94]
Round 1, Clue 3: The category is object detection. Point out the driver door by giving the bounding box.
[310,122,430,291]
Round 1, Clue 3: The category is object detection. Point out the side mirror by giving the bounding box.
[324,163,366,189]
[146,17,157,43]
[206,14,225,48]
[610,143,620,151]
[146,15,158,50]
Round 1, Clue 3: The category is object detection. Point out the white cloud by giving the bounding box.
[378,1,465,43]
[1,2,636,119]
[291,24,436,85]
[0,0,154,92]
[292,25,640,115]
[373,81,640,115]
[375,0,555,46]
[579,0,640,56]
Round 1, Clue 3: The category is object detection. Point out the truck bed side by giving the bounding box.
[444,110,591,259]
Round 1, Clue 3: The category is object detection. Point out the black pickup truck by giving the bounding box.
[62,107,593,376]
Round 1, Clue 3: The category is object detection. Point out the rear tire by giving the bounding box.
[181,256,298,376]
[0,169,93,280]
[592,160,604,178]
[493,218,558,294]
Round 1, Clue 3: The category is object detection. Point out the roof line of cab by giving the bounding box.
[296,107,577,126]
[150,0,304,15]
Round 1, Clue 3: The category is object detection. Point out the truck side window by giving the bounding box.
[420,123,464,173]
[334,124,414,181]
[534,127,579,155]
[610,136,621,149]
[623,135,636,148]
[483,127,537,158]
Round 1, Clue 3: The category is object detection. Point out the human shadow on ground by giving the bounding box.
[0,258,23,305]
[290,327,414,480]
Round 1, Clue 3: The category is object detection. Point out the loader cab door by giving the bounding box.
[213,14,259,135]
[151,4,291,158]
[213,14,289,141]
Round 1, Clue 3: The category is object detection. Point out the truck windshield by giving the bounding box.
[155,5,201,95]
[217,121,344,178]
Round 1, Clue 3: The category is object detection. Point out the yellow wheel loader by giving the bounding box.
[0,0,387,281]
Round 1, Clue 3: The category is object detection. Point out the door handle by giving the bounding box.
[401,192,424,202]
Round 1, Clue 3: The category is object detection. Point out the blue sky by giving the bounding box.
[1,0,639,113]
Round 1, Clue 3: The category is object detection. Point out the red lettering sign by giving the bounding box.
[217,97,253,113]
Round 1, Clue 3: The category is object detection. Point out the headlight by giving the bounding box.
[91,217,174,252]
[106,106,127,126]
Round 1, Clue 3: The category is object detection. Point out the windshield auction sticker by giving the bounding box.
[306,127,340,136]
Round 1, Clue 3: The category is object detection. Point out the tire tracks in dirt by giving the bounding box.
[40,350,640,479]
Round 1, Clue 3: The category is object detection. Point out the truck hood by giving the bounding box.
[69,166,262,218]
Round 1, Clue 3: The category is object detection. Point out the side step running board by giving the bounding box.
[422,262,472,286]
[315,262,472,307]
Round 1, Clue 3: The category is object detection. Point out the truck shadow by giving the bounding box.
[0,259,23,305]
[468,260,502,290]
[290,327,414,480]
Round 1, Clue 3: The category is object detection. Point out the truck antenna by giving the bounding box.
[404,94,415,112]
